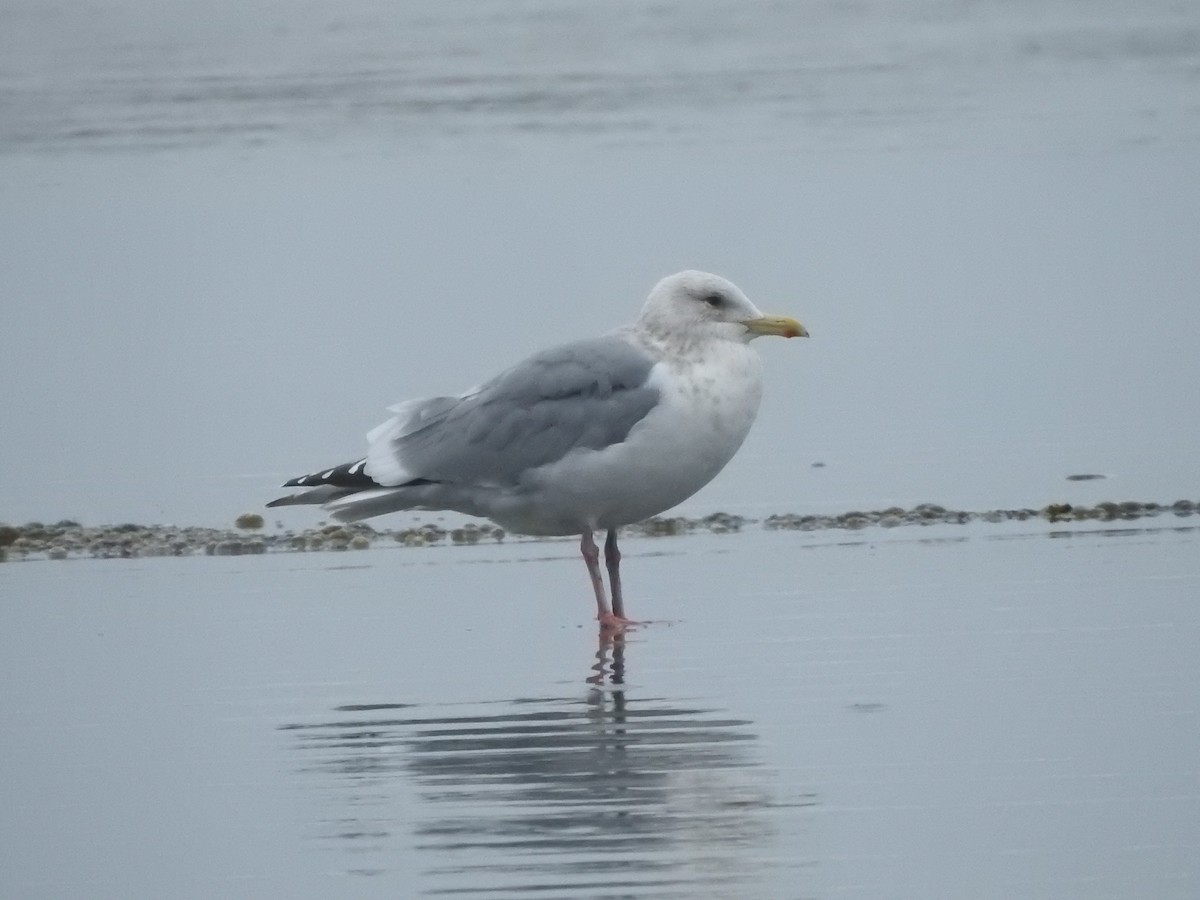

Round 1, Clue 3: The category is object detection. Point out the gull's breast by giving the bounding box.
[513,342,765,533]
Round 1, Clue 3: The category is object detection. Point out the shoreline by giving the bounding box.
[2,499,1196,563]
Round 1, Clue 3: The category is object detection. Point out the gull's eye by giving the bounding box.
[702,292,726,309]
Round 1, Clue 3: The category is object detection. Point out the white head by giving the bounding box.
[636,270,807,345]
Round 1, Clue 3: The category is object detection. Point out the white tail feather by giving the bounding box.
[324,486,415,521]
[265,484,355,507]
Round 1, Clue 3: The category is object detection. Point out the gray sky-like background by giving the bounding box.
[2,0,1198,527]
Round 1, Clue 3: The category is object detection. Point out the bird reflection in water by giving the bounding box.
[280,629,798,898]
[586,627,627,689]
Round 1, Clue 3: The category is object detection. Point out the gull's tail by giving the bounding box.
[266,458,440,522]
[266,458,377,509]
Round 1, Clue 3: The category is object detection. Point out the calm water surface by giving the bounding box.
[3,2,1199,896]
[4,0,1198,155]
[3,523,1198,898]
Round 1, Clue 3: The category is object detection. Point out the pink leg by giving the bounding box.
[581,529,632,631]
[580,530,611,619]
[604,529,625,619]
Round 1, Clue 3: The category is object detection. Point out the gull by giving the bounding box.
[268,270,807,628]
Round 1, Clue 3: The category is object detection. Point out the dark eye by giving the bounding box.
[702,292,726,309]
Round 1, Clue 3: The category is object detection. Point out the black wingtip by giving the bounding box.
[278,459,379,491]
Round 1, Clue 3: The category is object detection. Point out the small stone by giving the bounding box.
[913,503,946,518]
[235,513,265,531]
[838,512,870,529]
[1044,503,1073,522]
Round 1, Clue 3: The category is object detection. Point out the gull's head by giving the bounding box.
[637,270,808,345]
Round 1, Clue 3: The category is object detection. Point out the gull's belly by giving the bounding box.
[504,346,765,534]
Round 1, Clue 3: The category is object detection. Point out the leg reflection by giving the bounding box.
[587,627,627,695]
[281,627,789,896]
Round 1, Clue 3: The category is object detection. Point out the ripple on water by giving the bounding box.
[279,640,808,898]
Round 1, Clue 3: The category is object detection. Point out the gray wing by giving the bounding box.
[370,333,661,487]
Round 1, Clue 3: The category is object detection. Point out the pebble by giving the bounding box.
[1,497,1194,563]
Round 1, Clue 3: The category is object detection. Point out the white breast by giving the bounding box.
[511,340,765,534]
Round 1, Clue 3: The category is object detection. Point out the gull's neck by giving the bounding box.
[627,320,743,364]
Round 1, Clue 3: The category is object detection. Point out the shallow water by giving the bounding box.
[3,3,1199,895]
[5,0,1198,155]
[4,523,1198,898]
